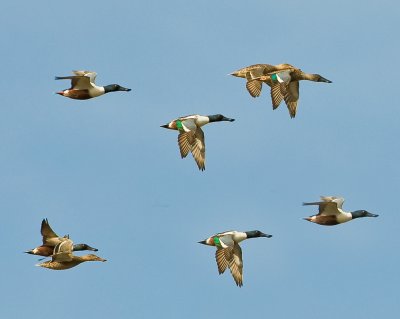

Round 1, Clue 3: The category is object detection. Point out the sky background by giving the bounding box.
[1,0,399,318]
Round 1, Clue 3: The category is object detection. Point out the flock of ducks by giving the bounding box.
[25,66,378,286]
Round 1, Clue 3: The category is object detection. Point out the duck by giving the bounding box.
[230,63,331,118]
[25,218,98,257]
[161,114,235,171]
[36,239,106,270]
[55,70,131,100]
[303,196,378,226]
[199,230,272,287]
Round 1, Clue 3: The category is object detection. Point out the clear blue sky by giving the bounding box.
[1,1,399,318]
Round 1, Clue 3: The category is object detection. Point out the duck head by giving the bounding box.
[207,114,235,123]
[104,84,131,93]
[313,74,332,83]
[351,210,379,219]
[82,254,107,262]
[73,243,98,252]
[245,230,272,239]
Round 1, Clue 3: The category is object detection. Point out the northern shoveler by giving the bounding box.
[25,219,98,257]
[161,114,235,171]
[36,238,106,270]
[199,230,272,287]
[303,196,378,226]
[55,70,131,100]
[230,63,331,118]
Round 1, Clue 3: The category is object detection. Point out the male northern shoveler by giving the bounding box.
[161,114,235,171]
[36,239,106,270]
[303,196,378,226]
[55,70,131,100]
[25,218,98,257]
[230,63,331,118]
[199,230,272,287]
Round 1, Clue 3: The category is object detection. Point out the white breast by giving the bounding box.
[232,232,247,243]
[195,116,210,127]
[337,212,352,224]
[89,85,105,97]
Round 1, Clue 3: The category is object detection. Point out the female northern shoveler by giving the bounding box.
[303,196,378,226]
[230,63,331,118]
[36,239,106,270]
[55,70,131,100]
[25,218,98,257]
[199,230,272,287]
[161,114,235,171]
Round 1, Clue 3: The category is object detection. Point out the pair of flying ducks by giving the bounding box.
[201,196,377,287]
[230,63,332,118]
[26,219,106,270]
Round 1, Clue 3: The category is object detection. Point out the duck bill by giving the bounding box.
[24,250,34,255]
[318,76,332,83]
[222,116,235,122]
[87,245,98,252]
[56,91,64,96]
[366,212,379,218]
[160,124,170,129]
[198,240,207,245]
[259,232,272,238]
[118,86,131,92]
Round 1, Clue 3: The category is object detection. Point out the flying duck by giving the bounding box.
[25,218,98,257]
[199,230,272,287]
[36,239,106,270]
[55,70,131,100]
[230,63,331,118]
[161,114,235,171]
[303,196,378,226]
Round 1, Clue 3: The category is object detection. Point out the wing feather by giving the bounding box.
[246,80,262,97]
[229,243,243,287]
[41,219,59,244]
[177,132,191,158]
[215,248,231,274]
[284,81,299,118]
[270,84,284,109]
[191,128,205,171]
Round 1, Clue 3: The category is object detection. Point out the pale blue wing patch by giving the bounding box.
[218,235,234,248]
[275,70,292,84]
[181,118,197,132]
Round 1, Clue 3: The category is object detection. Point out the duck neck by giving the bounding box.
[244,231,259,239]
[103,85,116,93]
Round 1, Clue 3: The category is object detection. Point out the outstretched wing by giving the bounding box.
[177,132,193,158]
[246,79,263,97]
[284,81,299,118]
[41,219,59,244]
[191,128,205,171]
[215,247,232,274]
[270,84,284,109]
[303,199,341,216]
[55,71,97,89]
[229,243,243,287]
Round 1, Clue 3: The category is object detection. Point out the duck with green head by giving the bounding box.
[199,230,272,287]
[55,70,131,100]
[303,196,378,226]
[161,114,235,171]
